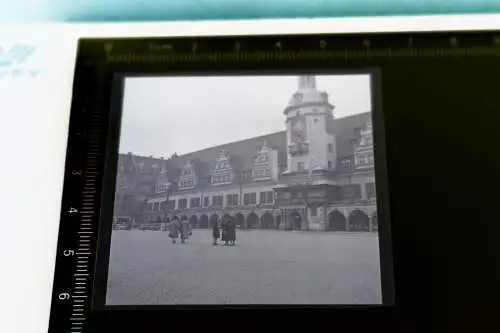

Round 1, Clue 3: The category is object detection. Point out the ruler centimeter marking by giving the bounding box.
[66,91,103,332]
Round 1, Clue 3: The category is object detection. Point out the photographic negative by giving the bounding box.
[107,73,384,305]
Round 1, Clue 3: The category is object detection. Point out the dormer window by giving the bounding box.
[211,149,233,185]
[179,160,197,190]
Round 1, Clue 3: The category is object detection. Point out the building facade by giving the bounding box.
[115,76,377,231]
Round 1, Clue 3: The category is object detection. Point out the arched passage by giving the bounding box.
[261,212,275,229]
[199,214,209,228]
[234,213,245,229]
[348,210,369,231]
[328,210,346,231]
[247,213,260,229]
[189,215,198,228]
[372,213,378,231]
[209,214,220,229]
[288,211,302,230]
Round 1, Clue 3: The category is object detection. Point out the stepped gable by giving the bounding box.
[331,112,372,161]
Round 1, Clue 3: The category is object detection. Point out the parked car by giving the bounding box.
[112,217,132,230]
[139,223,161,231]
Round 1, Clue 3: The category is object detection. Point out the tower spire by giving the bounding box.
[298,76,316,90]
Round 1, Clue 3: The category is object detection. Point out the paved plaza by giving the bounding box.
[106,229,382,305]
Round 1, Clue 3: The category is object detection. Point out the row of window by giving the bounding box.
[150,191,275,211]
[215,162,230,170]
[253,168,271,178]
[356,154,374,167]
[254,155,269,163]
[212,174,231,184]
[342,182,376,199]
[155,183,169,193]
[149,183,375,212]
[296,161,334,171]
[179,179,195,189]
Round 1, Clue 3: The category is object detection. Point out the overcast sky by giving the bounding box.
[119,74,372,157]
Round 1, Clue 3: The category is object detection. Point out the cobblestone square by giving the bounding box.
[106,229,382,305]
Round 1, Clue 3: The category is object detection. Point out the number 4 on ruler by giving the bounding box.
[68,207,78,214]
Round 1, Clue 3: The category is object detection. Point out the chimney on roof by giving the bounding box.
[160,157,164,160]
[127,152,132,155]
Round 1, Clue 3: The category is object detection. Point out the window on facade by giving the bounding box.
[250,193,257,205]
[342,159,351,169]
[241,171,252,181]
[259,191,274,204]
[328,143,333,153]
[203,196,209,207]
[243,193,256,205]
[266,191,274,204]
[368,155,374,166]
[297,162,305,171]
[212,195,223,206]
[342,185,361,199]
[310,206,318,217]
[366,182,376,198]
[342,186,354,198]
[328,161,333,169]
[259,192,266,204]
[190,197,201,208]
[366,136,373,146]
[357,155,367,165]
[178,199,188,209]
[168,200,175,210]
[226,194,239,206]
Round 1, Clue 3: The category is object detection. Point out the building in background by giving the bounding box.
[114,76,377,231]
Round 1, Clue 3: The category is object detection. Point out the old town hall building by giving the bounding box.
[114,76,377,232]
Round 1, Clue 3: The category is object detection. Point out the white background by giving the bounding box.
[0,15,499,332]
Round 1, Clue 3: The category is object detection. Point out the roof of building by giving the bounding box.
[117,111,372,185]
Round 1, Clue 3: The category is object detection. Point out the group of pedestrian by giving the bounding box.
[164,215,237,246]
[167,216,192,244]
[213,216,236,246]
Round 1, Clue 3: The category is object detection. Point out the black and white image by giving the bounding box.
[107,74,382,305]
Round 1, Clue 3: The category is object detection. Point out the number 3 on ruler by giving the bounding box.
[68,207,78,214]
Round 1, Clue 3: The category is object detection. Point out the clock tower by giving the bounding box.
[283,76,336,174]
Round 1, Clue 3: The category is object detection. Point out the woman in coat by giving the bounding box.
[226,218,236,246]
[180,216,191,244]
[168,217,180,244]
[221,218,230,246]
[212,219,220,245]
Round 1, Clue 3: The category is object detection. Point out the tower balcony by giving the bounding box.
[288,142,309,156]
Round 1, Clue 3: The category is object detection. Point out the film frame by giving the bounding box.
[49,31,500,332]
